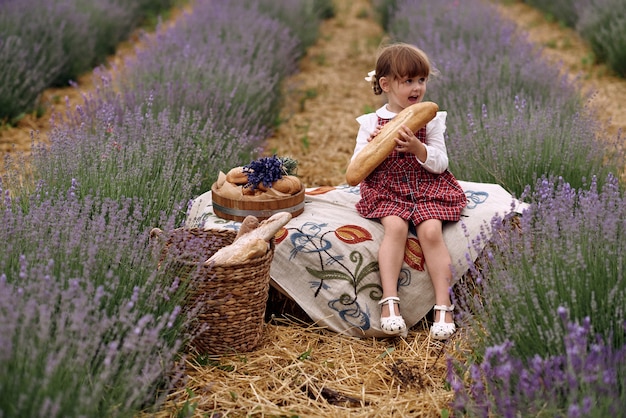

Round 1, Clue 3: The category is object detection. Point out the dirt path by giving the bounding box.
[264,0,384,187]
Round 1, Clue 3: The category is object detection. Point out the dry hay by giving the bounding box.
[154,314,471,417]
[148,216,511,418]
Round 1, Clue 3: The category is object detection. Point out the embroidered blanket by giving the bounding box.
[185,181,525,338]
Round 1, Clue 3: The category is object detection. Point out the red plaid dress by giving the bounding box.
[356,116,466,225]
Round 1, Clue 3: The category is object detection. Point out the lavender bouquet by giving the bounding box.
[243,155,298,190]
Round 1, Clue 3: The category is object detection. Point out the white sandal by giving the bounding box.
[378,296,407,336]
[430,304,456,340]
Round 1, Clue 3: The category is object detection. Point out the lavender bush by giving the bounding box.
[0,181,190,417]
[449,95,611,195]
[2,1,329,416]
[252,0,336,57]
[459,173,625,355]
[32,85,247,228]
[449,309,626,417]
[27,0,329,224]
[119,0,300,133]
[522,0,626,78]
[77,0,139,67]
[0,0,177,120]
[0,1,65,120]
[452,174,625,415]
[384,0,622,196]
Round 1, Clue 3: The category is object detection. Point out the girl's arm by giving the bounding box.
[351,113,379,161]
[419,111,449,174]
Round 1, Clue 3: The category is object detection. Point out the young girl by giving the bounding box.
[351,43,466,339]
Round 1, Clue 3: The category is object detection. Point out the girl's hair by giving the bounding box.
[370,43,431,95]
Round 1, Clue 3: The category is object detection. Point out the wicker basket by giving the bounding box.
[155,228,274,355]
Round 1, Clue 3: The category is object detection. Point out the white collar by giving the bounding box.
[375,104,398,119]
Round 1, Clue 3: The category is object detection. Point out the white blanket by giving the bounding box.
[186,181,525,338]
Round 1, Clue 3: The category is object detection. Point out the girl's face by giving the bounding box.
[380,75,427,113]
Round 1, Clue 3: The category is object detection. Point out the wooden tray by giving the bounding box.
[211,183,305,222]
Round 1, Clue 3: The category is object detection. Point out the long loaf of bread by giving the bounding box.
[345,101,439,186]
[205,212,292,266]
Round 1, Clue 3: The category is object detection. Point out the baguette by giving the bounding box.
[234,215,260,240]
[205,212,291,266]
[345,101,439,186]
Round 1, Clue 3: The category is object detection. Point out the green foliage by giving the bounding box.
[371,0,399,30]
[578,0,626,77]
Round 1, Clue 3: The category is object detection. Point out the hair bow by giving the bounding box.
[364,70,376,83]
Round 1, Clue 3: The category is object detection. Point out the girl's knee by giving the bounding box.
[417,220,443,244]
[382,217,409,239]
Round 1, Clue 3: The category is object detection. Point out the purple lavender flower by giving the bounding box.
[0,181,196,416]
[449,311,626,416]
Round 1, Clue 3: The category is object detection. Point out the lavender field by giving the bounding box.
[1,0,625,416]
[0,0,331,416]
[0,0,179,121]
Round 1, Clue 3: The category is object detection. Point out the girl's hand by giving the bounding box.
[368,125,382,142]
[395,125,427,161]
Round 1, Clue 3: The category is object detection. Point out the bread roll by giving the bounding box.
[272,175,302,194]
[225,166,248,185]
[242,186,257,196]
[345,101,439,186]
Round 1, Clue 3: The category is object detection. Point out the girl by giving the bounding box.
[351,43,466,339]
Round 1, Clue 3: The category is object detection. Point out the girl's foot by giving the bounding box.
[379,296,407,336]
[430,304,455,340]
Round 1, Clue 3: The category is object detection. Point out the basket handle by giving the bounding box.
[149,228,168,269]
[150,227,164,238]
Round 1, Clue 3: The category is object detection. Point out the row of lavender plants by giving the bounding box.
[378,0,625,416]
[0,0,332,416]
[378,0,622,197]
[0,0,178,121]
[523,0,626,77]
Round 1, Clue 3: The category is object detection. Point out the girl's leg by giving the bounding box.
[416,219,454,325]
[379,215,409,318]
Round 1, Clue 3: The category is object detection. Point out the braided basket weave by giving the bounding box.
[157,228,274,355]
